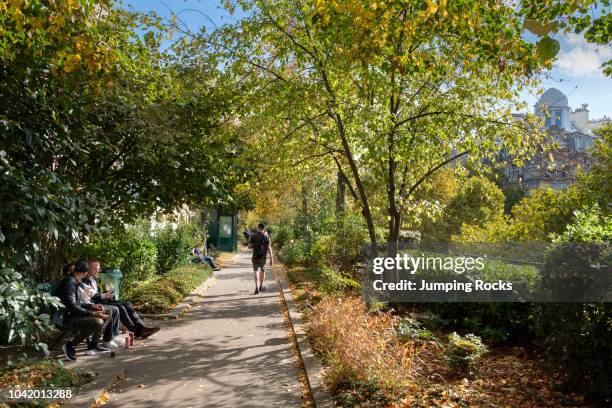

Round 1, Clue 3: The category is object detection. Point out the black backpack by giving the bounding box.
[251,232,270,258]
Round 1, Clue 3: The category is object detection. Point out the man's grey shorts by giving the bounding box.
[252,256,267,271]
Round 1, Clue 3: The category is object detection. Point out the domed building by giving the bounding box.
[535,88,571,130]
[505,88,608,190]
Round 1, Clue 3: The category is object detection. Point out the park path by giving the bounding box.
[75,251,303,407]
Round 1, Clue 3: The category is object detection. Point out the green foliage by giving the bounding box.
[511,187,580,240]
[309,213,368,272]
[395,317,437,343]
[533,206,612,399]
[128,264,212,314]
[420,303,534,345]
[120,238,158,289]
[154,221,203,274]
[317,265,361,294]
[443,177,505,239]
[553,205,611,244]
[458,185,581,242]
[445,332,488,375]
[271,224,295,250]
[418,176,505,241]
[534,303,612,399]
[459,126,611,244]
[0,0,253,285]
[0,268,63,352]
[279,239,312,267]
[80,227,158,292]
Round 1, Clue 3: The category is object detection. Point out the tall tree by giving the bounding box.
[209,0,575,270]
[0,0,253,279]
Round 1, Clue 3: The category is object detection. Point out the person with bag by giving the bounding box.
[249,223,273,294]
[55,260,111,362]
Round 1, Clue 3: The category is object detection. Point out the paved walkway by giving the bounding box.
[74,252,302,407]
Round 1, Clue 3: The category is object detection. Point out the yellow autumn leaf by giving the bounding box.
[427,1,438,16]
[63,54,82,73]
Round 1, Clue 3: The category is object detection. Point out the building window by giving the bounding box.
[554,110,563,127]
[545,116,553,127]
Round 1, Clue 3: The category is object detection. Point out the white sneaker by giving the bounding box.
[85,345,110,356]
[113,337,125,347]
[103,340,118,349]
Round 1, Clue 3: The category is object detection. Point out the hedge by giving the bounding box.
[128,264,212,314]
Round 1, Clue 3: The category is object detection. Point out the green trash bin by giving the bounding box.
[99,268,123,300]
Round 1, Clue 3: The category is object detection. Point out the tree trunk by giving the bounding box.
[385,215,401,282]
[301,182,308,215]
[330,112,378,258]
[335,170,345,219]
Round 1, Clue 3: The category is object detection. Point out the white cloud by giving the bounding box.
[556,33,612,78]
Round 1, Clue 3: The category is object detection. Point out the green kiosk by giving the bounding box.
[205,208,238,252]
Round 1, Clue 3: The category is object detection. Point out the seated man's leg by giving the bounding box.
[103,299,159,338]
[104,300,137,332]
[71,316,105,347]
[102,305,120,341]
[121,301,146,332]
[203,255,218,269]
[121,300,161,338]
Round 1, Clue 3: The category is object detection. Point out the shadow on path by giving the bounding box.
[72,252,302,408]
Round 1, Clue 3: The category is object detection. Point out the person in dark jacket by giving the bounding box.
[56,260,111,362]
[87,259,160,339]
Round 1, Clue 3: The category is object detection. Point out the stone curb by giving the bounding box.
[68,367,124,408]
[277,272,334,408]
[140,275,216,320]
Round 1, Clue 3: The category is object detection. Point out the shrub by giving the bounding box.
[165,265,213,295]
[508,186,581,241]
[395,317,437,343]
[129,282,183,314]
[533,205,612,399]
[0,268,63,353]
[81,228,158,293]
[154,221,202,274]
[445,332,488,375]
[420,302,534,345]
[310,213,368,271]
[129,264,211,314]
[119,235,157,290]
[271,224,294,250]
[317,265,361,294]
[279,239,311,267]
[307,296,412,402]
[456,185,582,243]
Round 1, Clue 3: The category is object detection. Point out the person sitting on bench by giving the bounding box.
[56,260,111,362]
[193,248,221,271]
[79,277,123,348]
[86,259,160,339]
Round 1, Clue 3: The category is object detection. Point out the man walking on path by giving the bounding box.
[250,222,273,294]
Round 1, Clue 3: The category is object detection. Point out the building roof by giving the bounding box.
[537,87,569,109]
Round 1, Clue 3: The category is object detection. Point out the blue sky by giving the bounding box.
[122,0,611,119]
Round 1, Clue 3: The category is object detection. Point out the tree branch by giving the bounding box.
[404,151,470,199]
